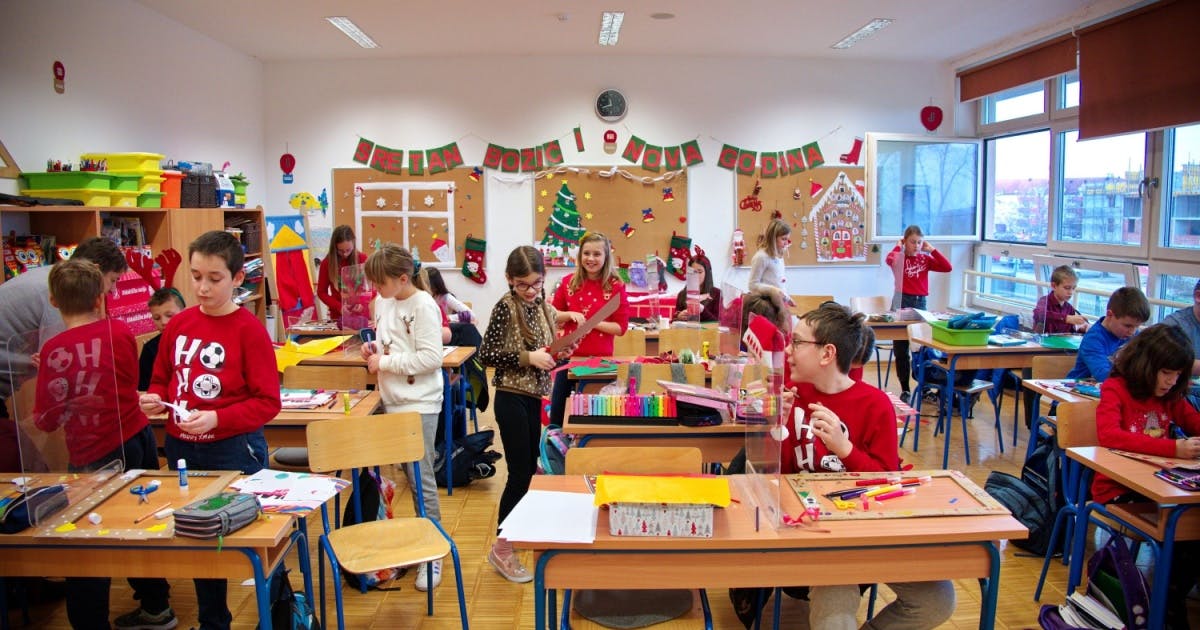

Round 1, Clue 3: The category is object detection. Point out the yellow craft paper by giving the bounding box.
[273,335,352,372]
[593,475,731,508]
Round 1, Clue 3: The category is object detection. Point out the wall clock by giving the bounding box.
[595,89,628,123]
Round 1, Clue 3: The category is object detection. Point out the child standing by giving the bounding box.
[1068,286,1150,381]
[480,246,576,582]
[34,260,172,630]
[426,266,475,323]
[1092,324,1200,629]
[674,246,722,322]
[139,230,281,630]
[1033,265,1089,334]
[316,224,368,322]
[748,219,795,307]
[361,244,446,591]
[548,232,629,427]
[138,287,185,391]
[886,225,951,404]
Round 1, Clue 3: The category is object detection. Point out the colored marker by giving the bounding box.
[875,488,915,501]
[854,476,900,487]
[900,475,933,487]
[863,484,901,498]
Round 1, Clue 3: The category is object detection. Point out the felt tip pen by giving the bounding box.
[900,475,933,487]
[825,487,870,500]
[1171,425,1188,440]
[854,476,901,487]
[862,484,901,498]
[875,488,915,501]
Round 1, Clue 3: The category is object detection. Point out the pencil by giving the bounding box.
[134,501,172,524]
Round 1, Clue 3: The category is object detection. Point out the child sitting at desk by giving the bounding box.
[673,245,721,322]
[1068,286,1150,382]
[760,303,954,630]
[138,287,185,391]
[1033,265,1089,334]
[1092,323,1200,629]
[33,260,171,630]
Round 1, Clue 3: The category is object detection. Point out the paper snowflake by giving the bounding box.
[423,195,435,207]
[375,196,387,208]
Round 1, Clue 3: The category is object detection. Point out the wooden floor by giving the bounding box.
[12,365,1200,629]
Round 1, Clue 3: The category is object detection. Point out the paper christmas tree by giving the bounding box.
[540,181,586,254]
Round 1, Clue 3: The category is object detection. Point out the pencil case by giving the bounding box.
[173,491,261,538]
[0,485,69,534]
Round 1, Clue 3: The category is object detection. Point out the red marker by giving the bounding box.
[854,476,900,487]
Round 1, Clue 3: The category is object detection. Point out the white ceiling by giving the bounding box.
[131,0,1140,65]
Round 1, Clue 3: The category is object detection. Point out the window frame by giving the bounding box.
[1149,127,1200,264]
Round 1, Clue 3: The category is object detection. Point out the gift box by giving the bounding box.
[609,502,714,538]
[594,475,730,538]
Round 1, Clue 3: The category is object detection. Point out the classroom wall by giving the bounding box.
[263,56,968,324]
[0,0,266,211]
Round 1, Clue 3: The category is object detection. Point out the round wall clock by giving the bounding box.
[595,89,628,122]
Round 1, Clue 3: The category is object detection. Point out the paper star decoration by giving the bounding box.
[585,212,594,219]
[375,196,387,208]
[540,189,548,197]
[584,192,592,200]
[537,205,545,213]
[423,195,435,207]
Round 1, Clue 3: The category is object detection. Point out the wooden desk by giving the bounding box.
[517,474,1025,630]
[563,414,767,465]
[149,390,382,449]
[1065,447,1200,629]
[299,345,477,492]
[865,319,911,342]
[0,473,309,630]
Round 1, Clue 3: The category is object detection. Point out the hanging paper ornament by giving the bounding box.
[641,208,656,223]
[793,186,802,201]
[53,61,65,94]
[603,130,618,155]
[430,234,453,263]
[280,152,296,184]
[662,187,674,202]
[920,105,944,132]
[619,222,636,238]
[730,229,746,266]
[574,126,586,152]
[469,167,483,182]
[810,180,823,198]
[839,137,864,165]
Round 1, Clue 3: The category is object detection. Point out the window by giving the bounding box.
[984,130,1049,244]
[1152,271,1199,323]
[971,248,1038,309]
[1058,70,1079,110]
[1163,123,1200,250]
[866,133,981,240]
[980,80,1045,125]
[1056,130,1146,247]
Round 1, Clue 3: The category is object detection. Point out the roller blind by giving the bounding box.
[957,35,1075,103]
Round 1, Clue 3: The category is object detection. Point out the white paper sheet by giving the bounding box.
[498,490,597,543]
[443,346,459,357]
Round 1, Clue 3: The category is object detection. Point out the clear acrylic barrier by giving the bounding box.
[739,313,785,531]
[338,263,374,331]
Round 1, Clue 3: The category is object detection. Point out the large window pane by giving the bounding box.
[1057,130,1146,246]
[1072,269,1137,318]
[1058,70,1079,110]
[872,137,979,238]
[1156,273,1199,323]
[976,252,1037,305]
[1164,123,1200,249]
[981,80,1045,125]
[986,131,1049,244]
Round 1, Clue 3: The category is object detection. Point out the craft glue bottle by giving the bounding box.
[178,458,189,492]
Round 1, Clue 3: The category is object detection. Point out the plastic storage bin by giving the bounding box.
[161,170,183,207]
[106,173,142,192]
[21,172,111,190]
[137,192,165,208]
[79,152,164,172]
[929,320,994,346]
[20,188,136,207]
[109,170,164,192]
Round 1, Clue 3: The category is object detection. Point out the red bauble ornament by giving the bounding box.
[279,153,296,174]
[920,106,943,132]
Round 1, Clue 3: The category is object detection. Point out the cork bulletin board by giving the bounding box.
[332,167,485,268]
[532,167,688,268]
[735,167,879,267]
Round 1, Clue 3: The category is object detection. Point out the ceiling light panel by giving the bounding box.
[326,16,379,49]
[830,18,893,50]
[599,11,625,46]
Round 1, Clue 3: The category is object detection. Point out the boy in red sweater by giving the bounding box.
[139,230,281,630]
[34,259,171,630]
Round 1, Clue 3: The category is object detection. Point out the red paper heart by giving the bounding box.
[920,106,943,132]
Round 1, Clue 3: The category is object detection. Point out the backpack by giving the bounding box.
[339,469,402,590]
[1038,534,1150,630]
[259,568,320,630]
[984,436,1060,557]
[911,346,978,388]
[538,424,572,475]
[434,429,502,488]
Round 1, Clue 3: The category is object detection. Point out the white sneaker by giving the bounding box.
[414,559,442,592]
[488,543,533,583]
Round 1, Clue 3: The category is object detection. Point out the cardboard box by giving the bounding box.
[609,502,714,538]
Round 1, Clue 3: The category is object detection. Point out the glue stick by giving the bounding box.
[177,458,188,490]
[343,392,351,414]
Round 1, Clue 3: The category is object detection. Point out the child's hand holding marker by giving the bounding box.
[807,402,852,459]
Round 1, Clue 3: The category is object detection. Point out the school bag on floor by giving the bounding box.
[538,424,572,475]
[258,568,320,630]
[434,428,502,488]
[983,435,1060,556]
[1038,534,1149,630]
[339,469,402,590]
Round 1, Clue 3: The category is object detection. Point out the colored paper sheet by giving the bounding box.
[594,475,731,508]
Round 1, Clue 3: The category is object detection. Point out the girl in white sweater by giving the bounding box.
[362,244,446,592]
[748,218,795,307]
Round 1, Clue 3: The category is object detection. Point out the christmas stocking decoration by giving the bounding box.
[731,229,746,266]
[461,236,487,285]
[666,232,692,280]
[839,137,864,165]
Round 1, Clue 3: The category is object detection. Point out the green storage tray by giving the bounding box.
[107,173,142,192]
[137,191,165,208]
[929,320,993,346]
[21,171,111,190]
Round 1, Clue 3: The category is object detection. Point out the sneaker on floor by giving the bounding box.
[415,559,443,592]
[899,391,910,405]
[113,607,178,630]
[488,545,533,583]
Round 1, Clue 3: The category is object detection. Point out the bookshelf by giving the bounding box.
[1,205,270,325]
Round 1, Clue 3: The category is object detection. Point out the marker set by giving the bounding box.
[824,475,930,509]
[570,393,678,417]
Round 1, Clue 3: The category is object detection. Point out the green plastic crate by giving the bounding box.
[21,171,111,190]
[929,320,993,346]
[107,173,142,192]
[137,191,165,208]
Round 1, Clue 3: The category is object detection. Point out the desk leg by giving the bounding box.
[978,541,1001,630]
[942,356,960,470]
[235,547,273,630]
[443,368,454,495]
[534,551,556,630]
[1150,506,1193,630]
[1066,470,1095,594]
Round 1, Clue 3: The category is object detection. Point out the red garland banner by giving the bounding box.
[481,139,567,172]
[714,142,826,177]
[352,138,465,175]
[621,137,703,171]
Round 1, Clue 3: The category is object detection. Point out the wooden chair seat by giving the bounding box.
[327,518,450,575]
[613,328,647,357]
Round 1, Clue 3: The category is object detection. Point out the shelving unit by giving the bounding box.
[1,205,271,325]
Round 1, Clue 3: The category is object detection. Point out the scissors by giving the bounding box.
[129,480,161,504]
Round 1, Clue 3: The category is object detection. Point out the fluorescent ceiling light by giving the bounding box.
[830,18,893,50]
[326,16,379,49]
[599,11,625,46]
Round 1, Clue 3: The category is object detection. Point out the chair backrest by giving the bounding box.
[1032,354,1077,379]
[906,322,930,348]
[658,327,719,354]
[848,296,891,315]
[1055,399,1100,449]
[612,328,647,357]
[565,446,703,475]
[710,363,770,389]
[615,362,705,393]
[307,412,425,473]
[283,365,370,391]
[789,294,835,317]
